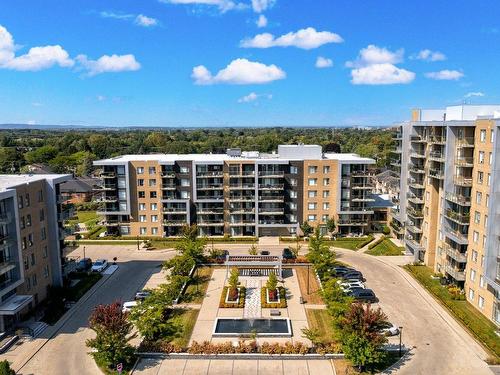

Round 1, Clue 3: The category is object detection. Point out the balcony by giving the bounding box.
[428,168,445,179]
[197,220,224,226]
[409,166,425,174]
[229,171,255,178]
[58,205,75,221]
[392,148,403,154]
[197,171,223,178]
[259,171,285,177]
[406,238,425,251]
[393,132,403,140]
[0,212,12,225]
[163,220,187,226]
[390,160,402,168]
[259,209,285,215]
[454,176,473,187]
[445,192,471,206]
[455,157,474,167]
[161,184,177,190]
[162,208,188,214]
[101,172,116,179]
[337,219,369,226]
[229,184,255,190]
[456,137,475,148]
[428,151,445,162]
[445,265,466,281]
[444,244,467,263]
[410,135,425,143]
[407,208,423,218]
[161,172,176,178]
[444,209,470,225]
[351,196,375,202]
[197,185,223,190]
[230,208,255,214]
[350,170,374,177]
[427,135,446,144]
[408,196,424,204]
[93,184,116,191]
[229,220,256,226]
[351,183,373,189]
[258,220,285,225]
[443,225,469,245]
[410,152,426,159]
[229,196,255,202]
[406,224,422,234]
[95,196,118,203]
[408,180,425,189]
[258,184,284,190]
[198,208,224,215]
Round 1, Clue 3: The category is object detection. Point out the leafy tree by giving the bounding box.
[227,268,240,301]
[290,238,301,259]
[326,218,336,234]
[24,145,58,164]
[301,327,322,347]
[163,254,195,277]
[86,302,136,370]
[0,360,15,375]
[300,221,313,237]
[175,226,206,264]
[322,279,353,323]
[266,272,278,290]
[248,243,258,255]
[307,228,335,277]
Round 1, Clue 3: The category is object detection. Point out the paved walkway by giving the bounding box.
[133,358,336,375]
[244,279,261,318]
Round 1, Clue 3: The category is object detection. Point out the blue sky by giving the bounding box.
[0,0,499,127]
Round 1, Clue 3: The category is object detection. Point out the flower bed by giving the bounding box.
[261,287,287,308]
[219,286,246,308]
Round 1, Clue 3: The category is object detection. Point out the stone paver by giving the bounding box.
[244,278,261,318]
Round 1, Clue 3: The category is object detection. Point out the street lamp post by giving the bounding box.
[137,236,140,251]
[83,246,86,260]
[399,326,403,357]
[307,264,310,294]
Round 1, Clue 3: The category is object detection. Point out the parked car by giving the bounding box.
[330,266,356,276]
[338,280,365,289]
[122,301,138,313]
[135,290,151,301]
[341,285,365,294]
[260,250,270,256]
[91,259,108,272]
[341,270,364,281]
[349,288,377,302]
[75,258,92,272]
[380,323,400,336]
[282,248,295,259]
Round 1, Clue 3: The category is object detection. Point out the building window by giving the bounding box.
[149,179,156,187]
[323,178,330,186]
[137,167,144,174]
[43,246,48,258]
[290,191,297,199]
[151,215,158,223]
[323,166,330,174]
[24,256,29,270]
[39,209,45,222]
[18,195,23,209]
[140,227,147,235]
[139,215,147,222]
[468,288,475,301]
[471,250,478,262]
[151,203,158,211]
[180,166,189,174]
[487,173,491,186]
[139,203,146,211]
[323,190,330,198]
[476,191,482,204]
[308,191,317,198]
[41,227,46,240]
[477,171,483,184]
[486,194,489,208]
[290,166,298,174]
[308,214,316,221]
[308,178,317,186]
[308,202,317,210]
[22,237,26,250]
[26,214,32,227]
[323,202,330,210]
[470,269,476,281]
[322,214,329,222]
[20,217,25,229]
[149,167,156,175]
[473,231,479,243]
[25,194,30,207]
[150,191,157,199]
[480,129,486,142]
[151,227,158,235]
[308,166,317,174]
[37,190,43,202]
[484,215,488,228]
[138,179,144,186]
[290,178,297,186]
[478,151,485,164]
[30,253,35,266]
[290,202,297,210]
[43,265,49,278]
[26,277,31,291]
[180,179,190,187]
[32,274,37,287]
[289,214,297,223]
[474,211,481,224]
[478,296,485,309]
[180,191,190,199]
[489,152,493,165]
[28,234,33,247]
[480,275,485,288]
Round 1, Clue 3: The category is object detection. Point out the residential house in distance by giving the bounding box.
[59,176,100,203]
[93,144,376,238]
[390,105,500,325]
[0,174,71,331]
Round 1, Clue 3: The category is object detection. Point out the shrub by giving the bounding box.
[382,225,391,235]
[219,286,246,308]
[261,287,287,308]
[0,360,15,375]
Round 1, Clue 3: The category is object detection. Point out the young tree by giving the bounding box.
[301,327,322,348]
[163,254,195,278]
[300,221,313,237]
[86,302,136,370]
[326,217,336,235]
[290,236,301,259]
[0,360,15,375]
[248,243,258,255]
[266,272,278,300]
[228,268,240,300]
[307,228,336,277]
[322,279,353,324]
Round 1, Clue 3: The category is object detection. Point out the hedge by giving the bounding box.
[219,286,246,308]
[368,235,386,250]
[261,287,287,308]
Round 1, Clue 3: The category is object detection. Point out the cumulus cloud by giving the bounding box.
[0,25,74,71]
[237,92,272,103]
[251,0,275,13]
[256,15,268,28]
[160,0,245,12]
[241,27,343,50]
[346,45,414,85]
[413,49,446,62]
[315,56,333,68]
[99,11,134,20]
[425,69,464,80]
[135,15,159,27]
[100,11,159,27]
[192,58,285,85]
[465,92,485,98]
[76,54,141,76]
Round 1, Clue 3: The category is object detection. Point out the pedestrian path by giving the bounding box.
[243,279,261,318]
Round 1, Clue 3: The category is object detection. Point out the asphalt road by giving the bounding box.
[335,249,492,375]
[17,246,174,375]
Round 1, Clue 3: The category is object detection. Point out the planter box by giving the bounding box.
[261,287,287,308]
[225,287,241,304]
[220,286,246,308]
[266,288,280,304]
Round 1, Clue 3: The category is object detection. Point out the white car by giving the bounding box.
[340,281,365,289]
[122,301,138,313]
[380,324,400,336]
[91,259,108,272]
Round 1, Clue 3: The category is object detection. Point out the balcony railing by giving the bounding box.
[428,168,445,179]
[405,237,424,251]
[456,137,475,148]
[428,151,445,162]
[0,212,12,224]
[230,220,256,225]
[455,157,474,167]
[197,171,223,178]
[229,196,255,201]
[410,152,426,159]
[161,184,176,190]
[445,265,466,281]
[101,172,116,178]
[197,184,224,190]
[161,172,176,178]
[337,219,369,225]
[229,184,255,190]
[444,209,470,225]
[407,208,423,218]
[427,135,446,144]
[229,171,255,177]
[163,220,187,226]
[444,244,467,263]
[259,171,285,177]
[162,208,188,214]
[445,192,471,206]
[410,135,425,143]
[454,176,472,187]
[409,166,425,174]
[443,225,469,244]
[258,184,284,190]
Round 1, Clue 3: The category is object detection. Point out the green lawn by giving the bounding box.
[168,308,200,347]
[182,266,213,303]
[366,238,405,256]
[404,264,500,360]
[66,272,102,301]
[305,308,335,344]
[326,236,374,250]
[67,210,99,226]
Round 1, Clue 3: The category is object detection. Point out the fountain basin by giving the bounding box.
[212,318,292,337]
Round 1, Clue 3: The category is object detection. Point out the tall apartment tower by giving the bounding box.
[390,105,500,325]
[93,144,375,238]
[0,174,71,331]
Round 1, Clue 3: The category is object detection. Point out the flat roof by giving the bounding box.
[0,294,33,315]
[0,174,71,192]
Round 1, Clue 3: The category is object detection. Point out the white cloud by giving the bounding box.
[0,25,74,71]
[241,27,343,50]
[251,0,275,13]
[192,58,285,85]
[347,45,414,85]
[465,92,485,98]
[315,56,333,68]
[351,63,415,85]
[160,0,245,12]
[256,15,268,28]
[76,54,141,76]
[413,49,446,62]
[425,69,464,80]
[97,95,106,102]
[135,15,159,27]
[32,102,42,107]
[237,92,272,103]
[99,11,134,20]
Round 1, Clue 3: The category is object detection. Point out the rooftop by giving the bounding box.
[0,174,71,192]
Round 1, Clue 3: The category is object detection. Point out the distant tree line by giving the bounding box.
[0,127,395,175]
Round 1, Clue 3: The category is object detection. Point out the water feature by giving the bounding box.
[213,318,292,337]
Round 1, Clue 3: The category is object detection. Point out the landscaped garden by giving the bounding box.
[404,264,500,360]
[366,236,405,256]
[325,235,374,250]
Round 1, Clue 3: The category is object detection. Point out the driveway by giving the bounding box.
[8,245,175,375]
[334,248,492,375]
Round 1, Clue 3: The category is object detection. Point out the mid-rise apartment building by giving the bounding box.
[390,105,500,325]
[93,144,376,238]
[0,174,71,331]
